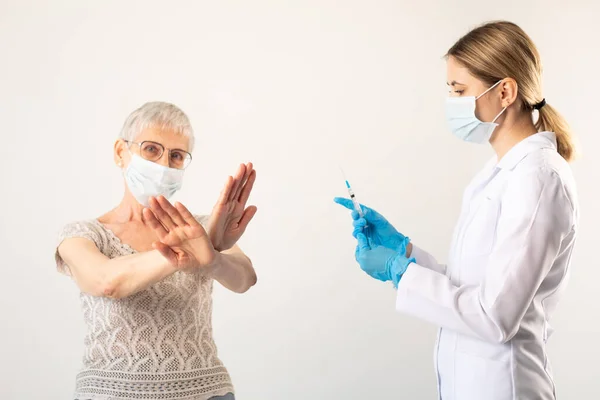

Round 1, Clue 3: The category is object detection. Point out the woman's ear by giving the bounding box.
[114,139,127,168]
[500,78,519,108]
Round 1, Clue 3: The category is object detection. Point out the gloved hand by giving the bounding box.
[334,197,411,256]
[355,233,415,287]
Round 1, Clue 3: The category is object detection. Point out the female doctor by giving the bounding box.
[335,21,579,400]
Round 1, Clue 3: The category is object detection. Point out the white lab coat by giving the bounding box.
[397,132,579,400]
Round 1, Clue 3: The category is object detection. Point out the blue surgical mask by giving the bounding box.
[124,153,184,206]
[445,80,507,144]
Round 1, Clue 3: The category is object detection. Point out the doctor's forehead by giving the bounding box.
[446,56,474,86]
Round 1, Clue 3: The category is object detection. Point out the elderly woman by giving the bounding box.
[55,102,257,400]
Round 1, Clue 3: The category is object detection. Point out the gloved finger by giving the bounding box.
[333,197,354,210]
[352,226,363,238]
[352,218,367,228]
[362,207,381,224]
[363,206,388,223]
[356,233,370,251]
[335,197,369,216]
[351,210,360,220]
[367,236,376,248]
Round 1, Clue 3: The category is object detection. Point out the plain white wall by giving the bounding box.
[1,1,598,399]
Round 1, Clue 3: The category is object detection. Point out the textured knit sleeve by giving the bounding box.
[55,221,106,276]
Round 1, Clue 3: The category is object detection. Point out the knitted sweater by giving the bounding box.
[55,217,234,400]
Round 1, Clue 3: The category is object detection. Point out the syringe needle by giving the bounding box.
[338,165,364,218]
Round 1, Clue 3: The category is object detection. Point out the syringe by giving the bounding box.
[338,165,365,218]
[345,179,364,218]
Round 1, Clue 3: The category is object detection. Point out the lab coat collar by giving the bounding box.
[496,131,557,170]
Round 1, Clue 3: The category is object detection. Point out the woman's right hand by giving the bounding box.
[143,196,219,272]
[206,163,257,252]
[333,197,411,256]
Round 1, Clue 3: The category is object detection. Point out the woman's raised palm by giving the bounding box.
[143,196,217,270]
[207,163,258,251]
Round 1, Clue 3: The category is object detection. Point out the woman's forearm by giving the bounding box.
[100,251,179,299]
[209,251,257,293]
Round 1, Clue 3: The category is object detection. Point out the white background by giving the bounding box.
[1,1,599,399]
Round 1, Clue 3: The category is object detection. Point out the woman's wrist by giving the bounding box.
[405,242,413,258]
[204,251,225,277]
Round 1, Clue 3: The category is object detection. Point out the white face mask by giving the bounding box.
[124,153,184,206]
[445,80,507,144]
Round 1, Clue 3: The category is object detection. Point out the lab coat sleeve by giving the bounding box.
[396,168,574,344]
[410,245,447,275]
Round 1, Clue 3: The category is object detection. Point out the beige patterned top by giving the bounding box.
[54,217,234,400]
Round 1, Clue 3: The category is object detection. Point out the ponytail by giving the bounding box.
[535,103,577,162]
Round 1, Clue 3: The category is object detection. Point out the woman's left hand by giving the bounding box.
[207,163,257,252]
[144,196,219,273]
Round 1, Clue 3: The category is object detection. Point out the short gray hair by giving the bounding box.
[119,101,195,151]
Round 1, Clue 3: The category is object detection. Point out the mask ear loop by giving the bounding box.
[475,80,507,124]
[491,106,507,123]
[476,79,503,100]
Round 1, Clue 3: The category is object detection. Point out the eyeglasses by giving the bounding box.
[125,140,192,170]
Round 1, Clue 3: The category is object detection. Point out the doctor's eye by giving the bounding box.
[448,89,464,97]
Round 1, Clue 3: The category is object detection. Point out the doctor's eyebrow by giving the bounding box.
[447,80,466,86]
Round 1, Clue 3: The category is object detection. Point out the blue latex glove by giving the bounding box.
[334,197,410,256]
[355,233,415,287]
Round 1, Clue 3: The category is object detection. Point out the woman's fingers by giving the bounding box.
[235,163,252,200]
[156,195,186,226]
[228,164,246,203]
[143,208,169,240]
[148,197,176,230]
[174,201,201,227]
[220,162,255,206]
[237,168,256,205]
[234,162,253,201]
[152,241,178,265]
[217,176,234,206]
[237,205,258,232]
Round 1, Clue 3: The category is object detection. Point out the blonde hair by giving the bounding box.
[446,21,576,162]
